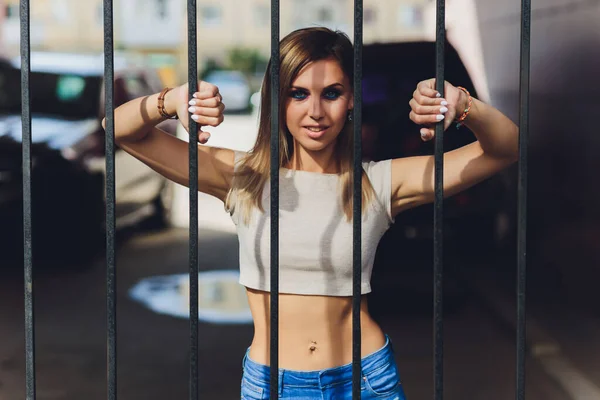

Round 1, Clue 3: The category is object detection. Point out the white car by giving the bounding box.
[203,70,251,113]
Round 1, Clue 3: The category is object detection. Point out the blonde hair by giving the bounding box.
[226,27,375,224]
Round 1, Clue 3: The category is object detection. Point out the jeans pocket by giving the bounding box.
[363,361,402,398]
[241,377,266,400]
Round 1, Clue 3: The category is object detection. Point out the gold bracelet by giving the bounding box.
[455,86,472,129]
[157,87,178,119]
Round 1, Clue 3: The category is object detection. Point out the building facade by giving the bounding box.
[2,0,105,55]
[1,0,430,82]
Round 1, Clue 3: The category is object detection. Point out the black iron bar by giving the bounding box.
[433,1,446,399]
[103,0,117,398]
[516,0,531,398]
[21,0,35,398]
[187,1,199,399]
[352,1,363,399]
[269,0,280,398]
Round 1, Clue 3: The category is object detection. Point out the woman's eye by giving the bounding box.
[324,90,341,100]
[290,90,308,100]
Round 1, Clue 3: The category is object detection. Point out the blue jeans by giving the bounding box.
[241,335,407,399]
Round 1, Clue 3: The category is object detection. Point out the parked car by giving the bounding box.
[360,41,511,261]
[0,52,175,266]
[203,70,252,113]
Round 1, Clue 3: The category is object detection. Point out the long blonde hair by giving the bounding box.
[226,27,375,224]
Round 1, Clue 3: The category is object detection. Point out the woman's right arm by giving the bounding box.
[102,82,234,202]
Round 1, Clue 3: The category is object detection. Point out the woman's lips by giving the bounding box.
[304,126,329,139]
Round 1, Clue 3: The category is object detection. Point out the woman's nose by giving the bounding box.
[308,98,323,120]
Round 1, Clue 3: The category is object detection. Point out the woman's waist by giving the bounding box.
[245,331,392,376]
[247,292,385,369]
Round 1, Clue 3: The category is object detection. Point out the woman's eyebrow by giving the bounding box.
[291,83,345,90]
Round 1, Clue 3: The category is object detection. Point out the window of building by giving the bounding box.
[156,0,168,19]
[253,4,269,27]
[51,0,70,22]
[5,4,19,19]
[96,4,103,25]
[317,7,333,23]
[364,8,376,25]
[200,6,222,27]
[398,5,423,28]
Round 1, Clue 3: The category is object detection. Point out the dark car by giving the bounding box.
[361,42,510,262]
[0,52,175,266]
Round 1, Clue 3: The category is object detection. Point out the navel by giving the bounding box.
[309,340,318,352]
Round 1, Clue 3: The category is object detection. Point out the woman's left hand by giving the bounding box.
[409,78,468,141]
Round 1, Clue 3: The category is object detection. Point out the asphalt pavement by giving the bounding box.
[0,224,573,400]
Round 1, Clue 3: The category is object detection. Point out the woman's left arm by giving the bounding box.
[390,78,519,217]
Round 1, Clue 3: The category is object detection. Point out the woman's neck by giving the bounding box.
[286,142,338,174]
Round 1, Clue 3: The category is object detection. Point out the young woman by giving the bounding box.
[106,27,518,399]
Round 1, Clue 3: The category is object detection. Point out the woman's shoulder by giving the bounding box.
[362,158,392,177]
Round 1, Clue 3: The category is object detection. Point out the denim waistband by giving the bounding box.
[242,335,394,390]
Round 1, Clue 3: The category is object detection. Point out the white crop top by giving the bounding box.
[228,151,394,296]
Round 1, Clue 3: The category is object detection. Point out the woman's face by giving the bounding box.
[285,57,353,154]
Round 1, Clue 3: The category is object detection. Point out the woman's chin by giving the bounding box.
[297,138,334,152]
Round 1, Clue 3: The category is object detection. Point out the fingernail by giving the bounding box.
[189,100,196,106]
[436,92,441,98]
[441,100,448,106]
[188,106,196,113]
[436,114,445,121]
[193,93,198,98]
[440,106,448,113]
[191,115,199,121]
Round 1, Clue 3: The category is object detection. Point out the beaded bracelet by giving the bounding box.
[157,87,178,119]
[455,86,472,129]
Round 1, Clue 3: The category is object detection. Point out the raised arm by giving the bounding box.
[102,81,234,202]
[390,79,519,216]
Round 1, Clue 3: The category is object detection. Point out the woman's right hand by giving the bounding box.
[169,81,225,144]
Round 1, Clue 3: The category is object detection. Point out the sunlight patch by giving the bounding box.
[128,270,252,324]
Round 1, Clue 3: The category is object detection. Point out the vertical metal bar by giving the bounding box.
[516,0,531,398]
[20,0,35,398]
[352,0,363,399]
[187,1,199,399]
[269,0,280,398]
[433,1,445,399]
[103,1,117,399]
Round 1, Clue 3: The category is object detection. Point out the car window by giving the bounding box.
[0,65,102,119]
[0,64,21,114]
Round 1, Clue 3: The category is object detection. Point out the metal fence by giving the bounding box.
[19,0,531,399]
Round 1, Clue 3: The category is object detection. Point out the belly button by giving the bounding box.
[309,341,317,352]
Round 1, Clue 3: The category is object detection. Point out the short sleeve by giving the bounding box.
[225,150,248,224]
[363,159,394,224]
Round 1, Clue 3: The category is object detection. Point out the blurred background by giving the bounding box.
[1,0,599,399]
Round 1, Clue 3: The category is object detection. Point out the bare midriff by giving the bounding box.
[246,288,387,371]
